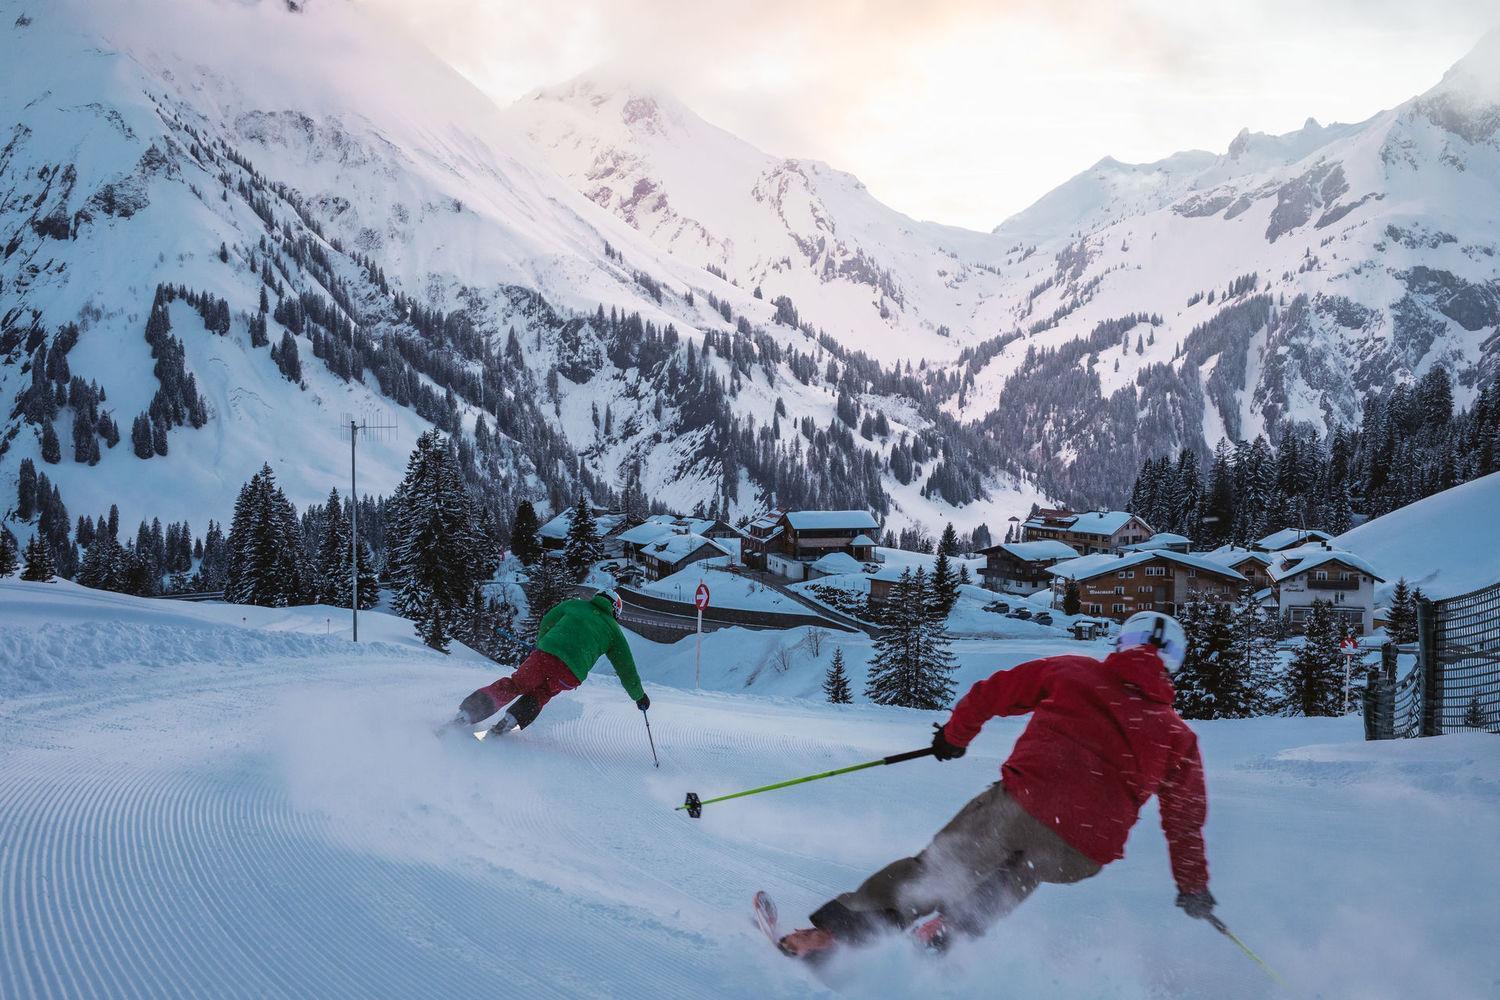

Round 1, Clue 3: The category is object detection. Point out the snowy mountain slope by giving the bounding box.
[961,31,1500,500]
[507,36,1500,509]
[0,0,1046,537]
[507,75,1023,365]
[1337,471,1500,601]
[4,580,1500,998]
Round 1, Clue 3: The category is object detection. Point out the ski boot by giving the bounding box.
[778,928,837,962]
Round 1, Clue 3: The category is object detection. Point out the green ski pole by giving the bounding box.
[1208,915,1288,990]
[678,747,934,818]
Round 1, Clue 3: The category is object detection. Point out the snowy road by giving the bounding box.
[2,582,1498,998]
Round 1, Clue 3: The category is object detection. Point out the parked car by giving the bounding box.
[983,601,1010,614]
[1034,612,1054,626]
[1010,607,1032,620]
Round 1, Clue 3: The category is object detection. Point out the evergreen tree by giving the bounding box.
[523,557,574,640]
[937,522,960,558]
[1173,595,1273,719]
[21,534,56,582]
[1063,577,1081,616]
[313,489,375,609]
[389,431,496,649]
[17,458,37,521]
[225,464,313,607]
[822,647,853,704]
[0,528,18,577]
[40,420,61,464]
[1286,601,1346,716]
[1387,578,1418,645]
[1463,697,1491,732]
[510,500,542,566]
[73,408,100,465]
[563,494,602,582]
[865,568,956,709]
[929,548,959,617]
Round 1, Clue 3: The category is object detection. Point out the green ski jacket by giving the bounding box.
[535,594,645,702]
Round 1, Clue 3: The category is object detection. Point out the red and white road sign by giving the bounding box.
[694,582,711,611]
[1341,637,1359,653]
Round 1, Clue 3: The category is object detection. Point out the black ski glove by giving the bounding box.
[1176,889,1216,921]
[931,723,966,761]
[636,695,651,712]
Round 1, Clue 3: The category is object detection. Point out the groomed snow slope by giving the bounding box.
[3,581,1498,998]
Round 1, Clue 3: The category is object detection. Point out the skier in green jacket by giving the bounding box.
[454,589,649,736]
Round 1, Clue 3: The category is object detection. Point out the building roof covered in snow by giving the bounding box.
[1269,548,1384,583]
[616,520,677,547]
[539,507,627,540]
[1202,546,1273,568]
[1049,549,1247,583]
[811,552,865,576]
[784,510,880,532]
[1025,510,1140,537]
[643,533,731,565]
[981,540,1080,562]
[1255,528,1335,552]
[1121,532,1191,552]
[851,534,877,547]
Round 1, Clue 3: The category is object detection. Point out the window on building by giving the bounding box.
[1113,586,1124,595]
[1187,569,1197,578]
[1112,603,1127,613]
[1087,603,1104,614]
[1145,566,1167,577]
[1315,570,1328,581]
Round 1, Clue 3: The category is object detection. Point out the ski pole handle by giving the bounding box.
[882,747,936,766]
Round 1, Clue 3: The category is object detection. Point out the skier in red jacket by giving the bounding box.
[779,611,1215,959]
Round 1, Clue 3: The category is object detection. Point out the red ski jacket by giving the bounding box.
[942,647,1209,894]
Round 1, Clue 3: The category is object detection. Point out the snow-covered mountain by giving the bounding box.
[508,74,1018,365]
[0,0,1042,538]
[2,0,1497,544]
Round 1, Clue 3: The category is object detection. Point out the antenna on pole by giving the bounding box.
[340,408,395,642]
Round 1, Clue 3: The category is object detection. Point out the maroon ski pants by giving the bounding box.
[475,649,580,717]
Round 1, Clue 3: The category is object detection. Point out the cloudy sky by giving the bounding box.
[358,0,1496,231]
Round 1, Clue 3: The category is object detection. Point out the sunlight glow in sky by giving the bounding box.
[358,0,1495,231]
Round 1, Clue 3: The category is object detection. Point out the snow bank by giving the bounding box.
[1338,472,1500,601]
[642,561,798,613]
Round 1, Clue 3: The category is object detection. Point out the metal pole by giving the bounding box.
[678,747,934,817]
[643,710,660,768]
[350,418,358,643]
[695,606,703,689]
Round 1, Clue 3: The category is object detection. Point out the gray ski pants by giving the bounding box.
[815,782,1101,940]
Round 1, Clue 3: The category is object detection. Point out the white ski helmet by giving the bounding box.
[1113,611,1188,674]
[597,588,623,616]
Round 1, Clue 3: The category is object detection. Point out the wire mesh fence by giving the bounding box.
[1365,577,1500,739]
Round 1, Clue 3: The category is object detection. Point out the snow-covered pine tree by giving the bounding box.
[563,494,601,583]
[225,464,313,607]
[866,568,956,709]
[958,564,972,586]
[1386,578,1418,645]
[510,500,542,565]
[823,647,853,704]
[1063,577,1081,616]
[1230,585,1279,716]
[389,431,496,650]
[1463,696,1491,732]
[40,420,60,464]
[937,522,959,558]
[314,490,378,610]
[1174,598,1270,719]
[929,548,959,617]
[0,527,19,577]
[523,557,573,640]
[21,534,56,582]
[1286,600,1346,716]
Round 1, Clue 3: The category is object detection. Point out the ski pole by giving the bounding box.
[1208,915,1288,990]
[642,710,660,768]
[678,747,934,818]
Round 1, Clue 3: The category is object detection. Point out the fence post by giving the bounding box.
[1417,598,1442,738]
[1363,643,1396,741]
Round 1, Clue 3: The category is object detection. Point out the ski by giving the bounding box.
[752,891,780,949]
